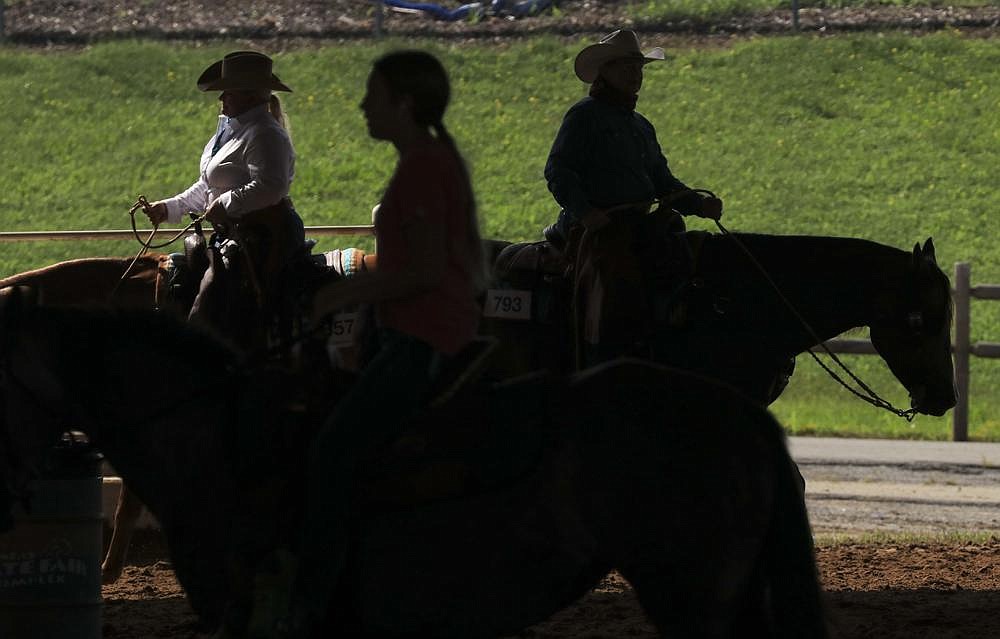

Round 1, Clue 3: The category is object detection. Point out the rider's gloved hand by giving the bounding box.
[143,201,168,226]
[698,196,723,221]
[205,198,235,235]
[205,198,228,225]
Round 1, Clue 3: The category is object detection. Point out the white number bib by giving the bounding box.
[328,311,362,345]
[483,289,531,320]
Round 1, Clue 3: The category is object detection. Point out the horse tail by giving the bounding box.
[761,418,829,638]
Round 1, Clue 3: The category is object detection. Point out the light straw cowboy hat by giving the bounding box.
[197,51,292,92]
[574,30,665,84]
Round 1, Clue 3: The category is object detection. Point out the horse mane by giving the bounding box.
[923,256,954,337]
[722,232,901,266]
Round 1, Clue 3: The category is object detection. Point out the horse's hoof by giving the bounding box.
[101,564,123,585]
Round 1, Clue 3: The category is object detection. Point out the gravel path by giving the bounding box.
[3,1,998,45]
[790,437,1000,535]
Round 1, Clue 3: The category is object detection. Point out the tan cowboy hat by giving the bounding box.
[574,30,665,84]
[197,51,292,93]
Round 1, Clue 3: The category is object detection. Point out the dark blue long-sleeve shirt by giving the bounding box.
[544,96,698,224]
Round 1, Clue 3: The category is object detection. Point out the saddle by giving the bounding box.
[573,217,699,352]
[486,223,707,368]
[163,227,379,365]
[225,358,555,513]
[359,369,558,508]
[489,240,573,325]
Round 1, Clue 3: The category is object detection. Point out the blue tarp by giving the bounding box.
[382,0,553,22]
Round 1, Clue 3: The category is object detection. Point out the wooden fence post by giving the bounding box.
[373,0,384,37]
[952,262,970,441]
[791,0,799,31]
[0,1,7,43]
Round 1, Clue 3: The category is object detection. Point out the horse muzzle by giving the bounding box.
[910,384,957,417]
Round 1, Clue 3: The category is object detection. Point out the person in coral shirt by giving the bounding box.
[246,50,486,639]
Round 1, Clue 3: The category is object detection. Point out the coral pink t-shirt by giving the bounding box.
[374,140,480,355]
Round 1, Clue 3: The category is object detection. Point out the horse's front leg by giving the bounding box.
[102,481,144,584]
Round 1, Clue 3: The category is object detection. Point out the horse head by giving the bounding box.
[869,238,957,416]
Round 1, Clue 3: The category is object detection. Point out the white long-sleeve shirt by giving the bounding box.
[163,103,295,224]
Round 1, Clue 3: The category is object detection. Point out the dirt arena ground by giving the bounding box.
[101,532,1000,638]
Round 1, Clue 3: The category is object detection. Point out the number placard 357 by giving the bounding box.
[329,311,362,345]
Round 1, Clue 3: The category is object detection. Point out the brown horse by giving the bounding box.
[0,255,174,311]
[0,289,827,638]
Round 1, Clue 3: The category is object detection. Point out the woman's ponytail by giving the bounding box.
[268,93,291,138]
[432,121,487,293]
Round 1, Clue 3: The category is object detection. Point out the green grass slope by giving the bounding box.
[1,33,997,438]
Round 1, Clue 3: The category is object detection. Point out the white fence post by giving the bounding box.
[952,262,971,441]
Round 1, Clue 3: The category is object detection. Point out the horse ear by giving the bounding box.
[0,285,37,309]
[0,286,18,341]
[0,286,18,313]
[912,242,922,268]
[0,285,37,324]
[922,238,937,264]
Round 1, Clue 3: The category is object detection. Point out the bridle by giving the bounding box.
[712,214,921,421]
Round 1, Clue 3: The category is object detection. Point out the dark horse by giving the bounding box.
[483,233,956,416]
[0,287,827,638]
[0,255,179,582]
[0,251,341,582]
[2,232,957,414]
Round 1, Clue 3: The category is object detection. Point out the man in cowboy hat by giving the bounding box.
[141,50,305,349]
[542,30,724,363]
[542,29,723,249]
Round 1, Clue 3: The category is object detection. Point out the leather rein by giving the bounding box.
[112,195,209,299]
[711,214,918,421]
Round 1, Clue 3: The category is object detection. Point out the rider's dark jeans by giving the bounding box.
[291,328,443,625]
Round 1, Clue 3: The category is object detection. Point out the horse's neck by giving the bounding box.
[25,310,232,506]
[0,257,162,308]
[703,234,907,352]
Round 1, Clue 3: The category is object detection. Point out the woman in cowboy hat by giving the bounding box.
[141,50,304,346]
[542,29,723,248]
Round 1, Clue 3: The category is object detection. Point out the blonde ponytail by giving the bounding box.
[269,94,291,138]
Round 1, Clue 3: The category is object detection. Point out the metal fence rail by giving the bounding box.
[0,226,374,243]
